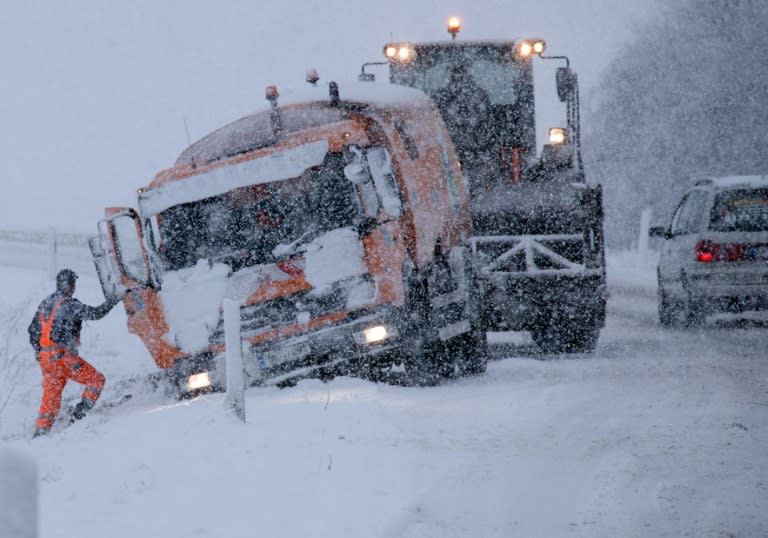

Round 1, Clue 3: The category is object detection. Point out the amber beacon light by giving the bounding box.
[447,16,461,39]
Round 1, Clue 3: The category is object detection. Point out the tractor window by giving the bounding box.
[423,58,521,106]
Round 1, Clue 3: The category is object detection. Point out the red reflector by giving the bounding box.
[697,251,714,262]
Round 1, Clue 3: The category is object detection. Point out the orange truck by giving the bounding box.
[89,81,489,392]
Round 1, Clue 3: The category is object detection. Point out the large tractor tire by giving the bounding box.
[531,308,600,354]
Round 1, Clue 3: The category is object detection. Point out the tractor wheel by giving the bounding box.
[531,313,600,354]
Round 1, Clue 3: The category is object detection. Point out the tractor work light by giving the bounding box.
[187,371,212,391]
[384,44,415,62]
[447,16,461,38]
[516,39,546,59]
[548,127,569,145]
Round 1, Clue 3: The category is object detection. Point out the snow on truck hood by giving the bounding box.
[158,227,368,354]
[138,140,329,217]
[262,80,433,109]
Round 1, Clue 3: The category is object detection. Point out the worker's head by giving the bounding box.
[56,269,78,296]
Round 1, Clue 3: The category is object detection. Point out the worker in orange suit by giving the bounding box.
[27,269,123,438]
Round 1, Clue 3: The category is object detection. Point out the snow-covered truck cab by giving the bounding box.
[90,81,488,392]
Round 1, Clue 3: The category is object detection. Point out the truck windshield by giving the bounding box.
[709,188,768,232]
[155,153,361,272]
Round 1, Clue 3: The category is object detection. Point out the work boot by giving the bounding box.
[70,399,94,423]
[32,427,50,439]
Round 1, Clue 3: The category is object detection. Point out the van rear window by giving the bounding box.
[709,188,768,232]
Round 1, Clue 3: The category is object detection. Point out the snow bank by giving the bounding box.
[0,448,37,538]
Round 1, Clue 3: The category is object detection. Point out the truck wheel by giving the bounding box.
[453,265,488,376]
[402,273,444,386]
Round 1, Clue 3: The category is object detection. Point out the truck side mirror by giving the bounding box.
[556,67,576,102]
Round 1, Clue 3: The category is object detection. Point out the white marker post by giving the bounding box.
[223,298,246,422]
[46,226,57,280]
[638,207,652,267]
[0,448,38,538]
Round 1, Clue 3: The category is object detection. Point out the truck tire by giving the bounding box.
[453,261,488,376]
[401,272,445,386]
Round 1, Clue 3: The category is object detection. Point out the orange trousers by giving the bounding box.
[36,350,104,431]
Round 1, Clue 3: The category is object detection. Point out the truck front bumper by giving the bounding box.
[235,306,404,386]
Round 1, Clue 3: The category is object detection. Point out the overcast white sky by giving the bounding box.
[0,1,655,234]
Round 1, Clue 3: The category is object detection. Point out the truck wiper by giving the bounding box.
[272,228,322,260]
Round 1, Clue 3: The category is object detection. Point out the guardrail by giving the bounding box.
[0,229,90,247]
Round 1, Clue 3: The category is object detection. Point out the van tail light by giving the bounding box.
[695,240,746,262]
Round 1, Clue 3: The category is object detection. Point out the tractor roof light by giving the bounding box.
[384,43,415,63]
[447,16,461,39]
[517,41,533,58]
[516,39,547,59]
[549,127,569,145]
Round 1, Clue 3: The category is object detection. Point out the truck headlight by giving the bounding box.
[187,372,212,391]
[355,324,396,345]
[364,325,389,344]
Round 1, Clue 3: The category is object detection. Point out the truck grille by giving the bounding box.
[209,275,374,343]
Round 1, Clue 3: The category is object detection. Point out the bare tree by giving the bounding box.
[586,0,768,245]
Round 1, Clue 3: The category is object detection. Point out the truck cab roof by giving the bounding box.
[174,82,432,168]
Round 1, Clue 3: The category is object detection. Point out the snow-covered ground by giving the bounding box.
[1,242,767,537]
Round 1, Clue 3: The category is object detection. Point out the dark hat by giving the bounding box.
[56,269,78,293]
